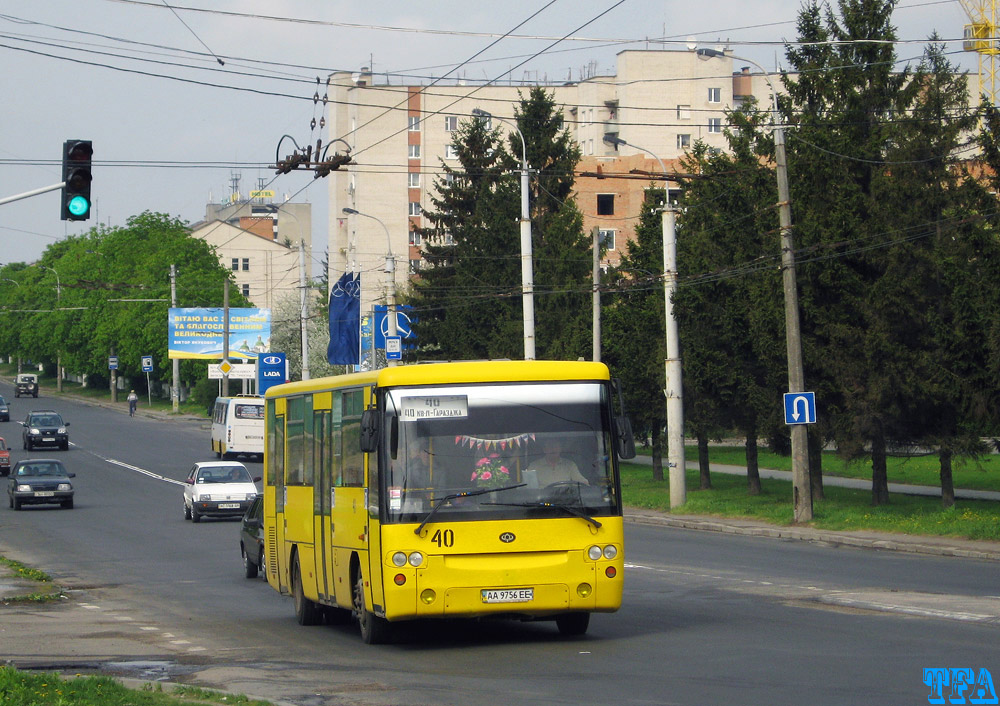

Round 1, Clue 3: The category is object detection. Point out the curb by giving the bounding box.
[625,510,1000,562]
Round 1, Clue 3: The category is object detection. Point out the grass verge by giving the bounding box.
[0,666,276,706]
[0,557,63,604]
[622,462,1000,542]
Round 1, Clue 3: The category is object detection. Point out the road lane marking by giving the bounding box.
[100,457,186,486]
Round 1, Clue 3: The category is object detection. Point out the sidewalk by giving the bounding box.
[628,454,1000,502]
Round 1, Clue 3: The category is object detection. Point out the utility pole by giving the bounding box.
[299,240,310,380]
[592,226,601,363]
[603,135,685,508]
[170,265,180,412]
[697,47,812,522]
[223,279,230,397]
[471,108,535,360]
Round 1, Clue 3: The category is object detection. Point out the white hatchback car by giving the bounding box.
[183,461,260,523]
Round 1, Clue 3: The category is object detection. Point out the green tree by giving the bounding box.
[783,0,919,505]
[406,112,521,360]
[603,190,669,480]
[0,212,246,397]
[674,105,788,495]
[406,87,591,361]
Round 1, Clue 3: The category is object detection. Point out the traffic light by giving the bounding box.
[61,140,93,221]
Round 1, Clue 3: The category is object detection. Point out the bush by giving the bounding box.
[190,376,219,417]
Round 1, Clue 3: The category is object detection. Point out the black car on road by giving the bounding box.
[8,458,75,510]
[240,494,265,578]
[0,395,9,422]
[21,410,70,451]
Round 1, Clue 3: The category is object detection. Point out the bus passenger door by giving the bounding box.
[315,409,332,602]
[266,406,288,595]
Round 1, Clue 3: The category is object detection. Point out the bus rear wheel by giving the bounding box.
[353,569,391,644]
[555,612,590,636]
[292,554,321,625]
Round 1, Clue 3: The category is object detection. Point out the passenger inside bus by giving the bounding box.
[528,437,590,487]
[402,438,431,487]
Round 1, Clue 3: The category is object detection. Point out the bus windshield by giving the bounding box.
[381,381,620,524]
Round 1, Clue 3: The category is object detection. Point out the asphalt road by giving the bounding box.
[1,383,998,706]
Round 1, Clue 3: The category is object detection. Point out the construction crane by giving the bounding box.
[959,0,998,105]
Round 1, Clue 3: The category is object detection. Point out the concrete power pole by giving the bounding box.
[171,264,179,412]
[299,240,310,380]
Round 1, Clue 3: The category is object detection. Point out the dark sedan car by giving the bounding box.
[0,395,9,422]
[8,459,75,510]
[240,494,265,578]
[21,410,70,451]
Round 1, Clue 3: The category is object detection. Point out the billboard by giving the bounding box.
[168,308,271,360]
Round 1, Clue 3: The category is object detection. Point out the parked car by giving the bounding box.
[7,458,75,510]
[183,461,259,523]
[0,437,9,476]
[240,494,265,578]
[14,374,38,398]
[21,410,70,451]
[0,395,9,421]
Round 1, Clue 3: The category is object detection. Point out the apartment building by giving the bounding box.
[189,220,301,310]
[205,198,314,279]
[327,49,755,311]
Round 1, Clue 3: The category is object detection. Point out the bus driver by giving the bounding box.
[530,438,589,487]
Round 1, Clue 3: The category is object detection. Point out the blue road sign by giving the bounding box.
[108,356,118,370]
[784,392,817,425]
[374,305,416,349]
[141,355,154,372]
[258,352,287,395]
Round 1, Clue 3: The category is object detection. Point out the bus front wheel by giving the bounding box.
[353,570,391,644]
[292,554,321,625]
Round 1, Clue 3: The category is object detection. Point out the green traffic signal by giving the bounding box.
[61,140,92,221]
[67,194,90,217]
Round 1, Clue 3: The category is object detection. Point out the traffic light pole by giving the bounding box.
[0,182,66,206]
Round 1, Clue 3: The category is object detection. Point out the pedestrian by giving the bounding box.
[127,389,138,417]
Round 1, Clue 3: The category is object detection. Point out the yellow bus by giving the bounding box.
[262,360,635,643]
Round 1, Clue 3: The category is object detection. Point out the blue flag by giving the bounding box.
[327,272,360,365]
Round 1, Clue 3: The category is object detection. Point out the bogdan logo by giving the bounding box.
[924,668,996,704]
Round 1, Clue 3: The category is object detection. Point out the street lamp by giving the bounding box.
[35,264,63,392]
[342,207,398,367]
[696,47,812,522]
[604,134,685,508]
[471,108,536,360]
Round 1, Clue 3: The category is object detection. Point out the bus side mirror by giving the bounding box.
[360,409,380,453]
[615,416,636,460]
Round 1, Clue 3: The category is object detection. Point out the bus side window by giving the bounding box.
[342,419,363,487]
[340,389,364,487]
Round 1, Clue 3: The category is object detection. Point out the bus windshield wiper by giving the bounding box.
[414,483,526,536]
[483,501,603,530]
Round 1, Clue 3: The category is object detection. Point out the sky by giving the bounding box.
[0,0,973,274]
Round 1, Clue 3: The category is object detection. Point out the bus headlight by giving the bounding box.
[391,552,407,567]
[588,545,603,561]
[603,545,618,560]
[408,552,424,567]
[577,583,593,598]
[420,589,436,604]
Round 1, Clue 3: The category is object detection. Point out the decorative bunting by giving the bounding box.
[454,433,535,450]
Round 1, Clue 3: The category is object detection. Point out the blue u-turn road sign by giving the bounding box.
[783,392,817,425]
